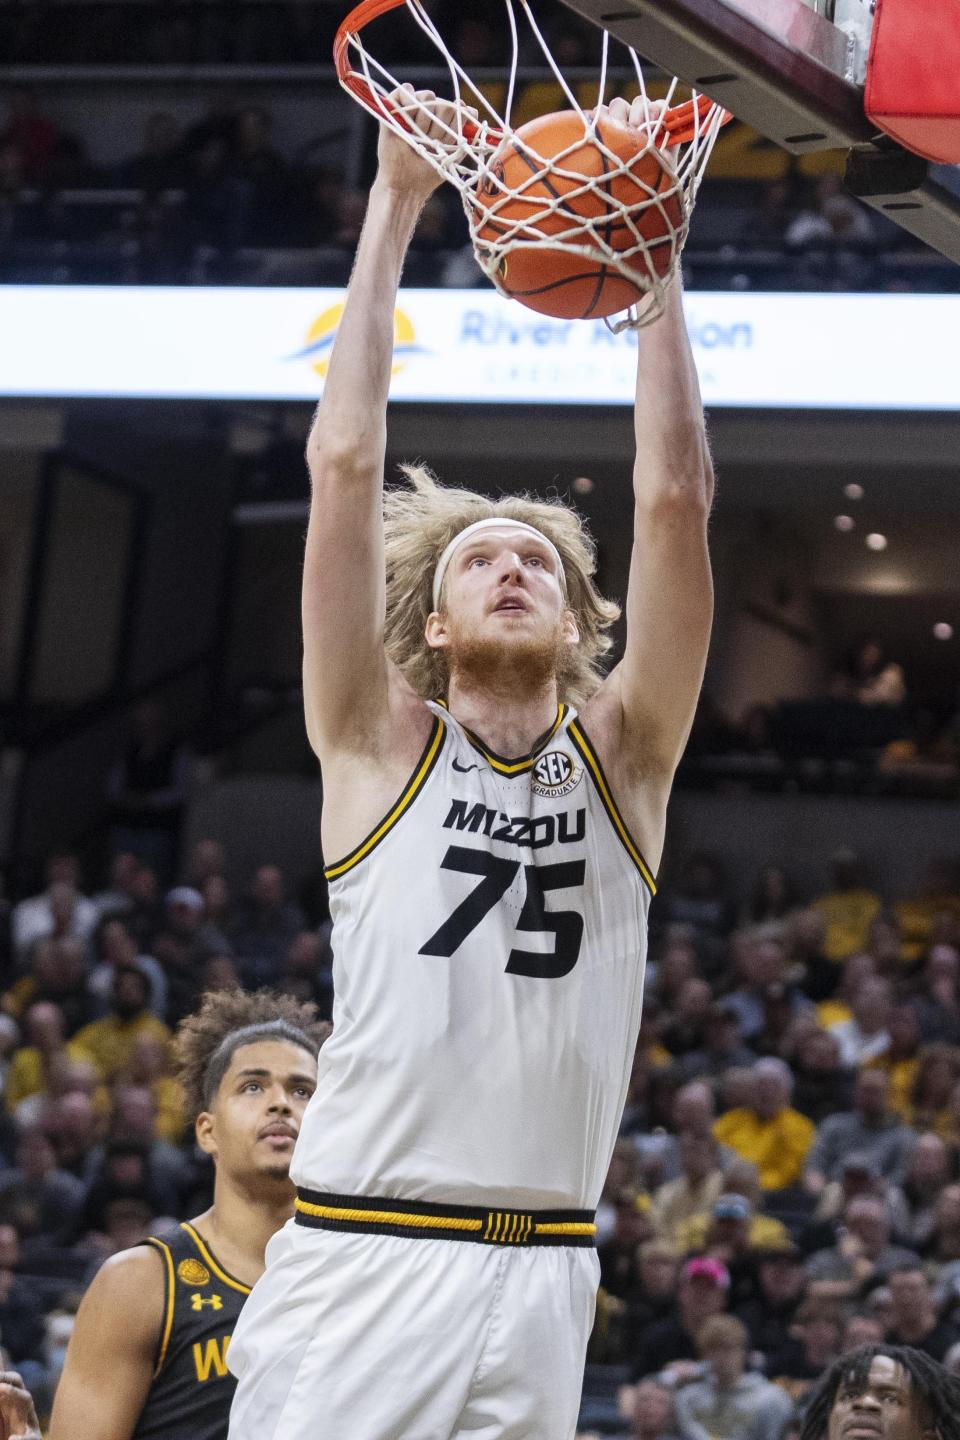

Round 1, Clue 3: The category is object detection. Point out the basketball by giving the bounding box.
[472,109,685,321]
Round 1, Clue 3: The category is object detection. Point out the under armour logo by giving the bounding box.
[191,1293,223,1311]
[452,757,479,774]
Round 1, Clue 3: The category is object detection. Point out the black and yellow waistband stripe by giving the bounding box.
[568,721,657,896]
[295,1189,596,1247]
[146,1237,176,1376]
[437,700,568,775]
[180,1222,251,1296]
[324,716,446,881]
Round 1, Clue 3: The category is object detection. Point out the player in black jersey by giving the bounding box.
[41,989,328,1440]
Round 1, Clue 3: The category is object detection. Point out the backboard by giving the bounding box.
[558,0,960,262]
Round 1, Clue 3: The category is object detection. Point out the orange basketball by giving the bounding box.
[473,109,684,321]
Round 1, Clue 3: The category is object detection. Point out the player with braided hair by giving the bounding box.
[799,1344,960,1440]
[39,989,328,1440]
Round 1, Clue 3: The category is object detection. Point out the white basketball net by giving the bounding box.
[336,0,727,328]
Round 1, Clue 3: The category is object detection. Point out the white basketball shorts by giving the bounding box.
[226,1215,599,1440]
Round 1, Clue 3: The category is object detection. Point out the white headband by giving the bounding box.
[431,518,566,610]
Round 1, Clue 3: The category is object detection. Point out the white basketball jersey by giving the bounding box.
[290,700,654,1211]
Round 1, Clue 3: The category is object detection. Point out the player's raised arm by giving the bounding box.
[603,96,714,784]
[302,90,448,758]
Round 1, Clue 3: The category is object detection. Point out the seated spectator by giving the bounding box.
[0,1223,45,1364]
[816,951,878,1030]
[86,916,167,1022]
[765,1298,844,1393]
[598,1139,647,1245]
[805,1194,919,1296]
[911,944,960,1046]
[865,909,906,973]
[675,1002,756,1084]
[804,1068,914,1194]
[791,1029,853,1124]
[620,1379,680,1440]
[11,852,97,965]
[227,864,306,989]
[745,864,798,929]
[812,851,882,963]
[620,1241,683,1361]
[841,1311,886,1352]
[784,908,836,1003]
[183,836,227,890]
[713,1058,815,1192]
[119,1034,186,1144]
[896,859,960,963]
[888,1133,951,1251]
[649,928,699,1015]
[736,1243,807,1366]
[4,1003,95,1114]
[629,1257,729,1381]
[673,1192,791,1304]
[673,1314,793,1440]
[652,1133,725,1243]
[71,965,171,1082]
[199,872,232,931]
[659,980,714,1058]
[907,1045,960,1138]
[278,930,332,1016]
[723,935,794,1042]
[828,975,893,1067]
[886,1262,960,1359]
[810,1152,898,1231]
[2,936,91,1034]
[43,1090,102,1179]
[81,1084,188,1215]
[924,1183,960,1266]
[599,1194,656,1300]
[152,887,230,1024]
[0,1124,85,1242]
[638,1081,736,1188]
[868,1004,922,1118]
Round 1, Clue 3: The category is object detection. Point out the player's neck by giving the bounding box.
[446,673,561,759]
[192,1177,295,1286]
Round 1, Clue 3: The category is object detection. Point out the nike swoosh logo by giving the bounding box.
[452,757,479,774]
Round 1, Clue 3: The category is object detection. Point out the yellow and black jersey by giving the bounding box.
[292,700,654,1212]
[133,1221,250,1440]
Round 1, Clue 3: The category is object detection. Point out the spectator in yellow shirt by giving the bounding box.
[812,850,881,962]
[4,1002,96,1114]
[713,1058,815,1192]
[72,965,170,1082]
[119,1033,187,1144]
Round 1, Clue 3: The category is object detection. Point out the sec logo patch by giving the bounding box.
[178,1259,211,1287]
[532,751,582,798]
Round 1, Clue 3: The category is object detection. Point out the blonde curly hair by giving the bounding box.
[384,465,620,708]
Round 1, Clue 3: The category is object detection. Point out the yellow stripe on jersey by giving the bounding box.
[567,721,657,896]
[324,715,446,880]
[295,1197,484,1234]
[180,1223,252,1296]
[295,1194,596,1245]
[147,1237,176,1376]
[437,700,568,775]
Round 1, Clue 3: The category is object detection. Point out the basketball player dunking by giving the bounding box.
[43,992,327,1440]
[227,91,714,1440]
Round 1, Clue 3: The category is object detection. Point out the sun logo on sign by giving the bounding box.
[288,305,424,379]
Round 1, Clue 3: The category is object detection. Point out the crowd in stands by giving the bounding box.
[3,830,960,1434]
[0,77,955,288]
[580,846,960,1436]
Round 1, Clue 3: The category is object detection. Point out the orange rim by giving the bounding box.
[334,0,731,148]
